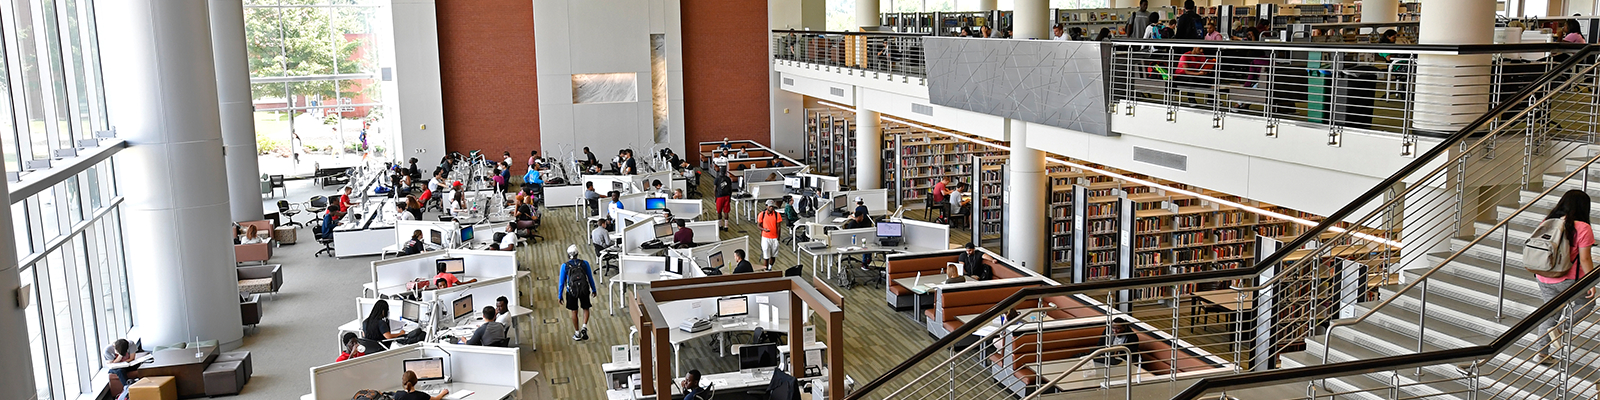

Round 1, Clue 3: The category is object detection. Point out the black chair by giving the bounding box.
[783,265,802,277]
[312,219,336,257]
[277,200,304,229]
[356,338,389,353]
[268,174,286,198]
[515,219,543,243]
[594,244,620,275]
[306,196,328,216]
[488,338,511,348]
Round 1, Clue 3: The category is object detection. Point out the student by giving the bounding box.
[401,230,425,256]
[651,179,666,196]
[502,151,514,168]
[557,245,598,341]
[406,196,424,220]
[843,211,872,230]
[853,197,869,219]
[1126,0,1155,39]
[943,263,966,284]
[406,157,422,180]
[1174,0,1203,40]
[959,243,992,281]
[494,296,512,324]
[1563,19,1586,43]
[461,306,509,346]
[619,150,638,175]
[1068,27,1085,41]
[1094,27,1112,41]
[1203,22,1226,41]
[591,219,614,254]
[494,222,518,251]
[682,370,705,400]
[362,299,414,344]
[672,220,695,246]
[434,262,479,288]
[758,200,783,269]
[395,202,415,221]
[1051,24,1067,40]
[106,338,137,386]
[1533,190,1595,365]
[450,189,467,211]
[583,182,605,216]
[1099,323,1139,365]
[338,186,354,214]
[490,168,506,192]
[239,224,266,244]
[522,167,543,192]
[732,249,755,273]
[781,195,799,226]
[582,146,599,169]
[335,332,364,362]
[931,176,950,204]
[671,188,686,200]
[714,168,736,231]
[394,371,448,400]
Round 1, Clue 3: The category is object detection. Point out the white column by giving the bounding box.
[1112,0,1140,9]
[0,144,35,400]
[960,0,998,11]
[1007,120,1046,272]
[1362,0,1399,24]
[97,0,244,348]
[1412,0,1494,133]
[1015,0,1051,40]
[857,0,880,28]
[210,0,263,222]
[855,108,882,190]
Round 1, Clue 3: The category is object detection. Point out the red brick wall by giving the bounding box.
[680,0,770,163]
[435,0,540,163]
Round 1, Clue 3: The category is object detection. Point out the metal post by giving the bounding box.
[1416,278,1427,377]
[1498,225,1508,319]
[1561,305,1573,400]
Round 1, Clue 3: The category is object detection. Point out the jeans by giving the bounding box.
[1534,279,1594,356]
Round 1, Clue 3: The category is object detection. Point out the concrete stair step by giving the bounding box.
[1426,249,1543,301]
[1399,269,1544,321]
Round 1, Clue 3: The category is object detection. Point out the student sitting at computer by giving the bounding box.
[959,243,992,281]
[781,195,799,227]
[401,230,425,256]
[842,211,872,230]
[493,222,518,251]
[394,371,449,400]
[732,249,755,273]
[363,299,423,346]
[853,197,869,219]
[681,369,705,400]
[338,186,354,216]
[591,219,614,254]
[434,262,478,288]
[494,296,512,324]
[672,220,695,247]
[395,202,416,221]
[650,179,666,196]
[335,332,364,362]
[460,306,509,347]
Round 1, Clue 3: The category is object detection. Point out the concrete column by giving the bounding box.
[857,0,880,28]
[1015,0,1052,40]
[1412,0,1494,133]
[1361,0,1399,24]
[210,0,263,222]
[1007,120,1046,272]
[97,0,244,348]
[0,143,35,400]
[855,108,882,190]
[960,0,998,11]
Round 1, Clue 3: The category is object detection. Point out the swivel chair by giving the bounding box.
[305,196,328,216]
[277,200,304,229]
[312,216,336,257]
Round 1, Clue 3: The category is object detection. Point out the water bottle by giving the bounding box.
[852,234,858,246]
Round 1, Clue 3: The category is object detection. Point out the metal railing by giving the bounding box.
[849,45,1600,400]
[772,30,929,79]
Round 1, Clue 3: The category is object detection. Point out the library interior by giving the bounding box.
[8,0,1600,400]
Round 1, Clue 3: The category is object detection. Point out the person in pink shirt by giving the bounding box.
[1533,190,1595,364]
[1203,22,1226,41]
[1561,19,1586,43]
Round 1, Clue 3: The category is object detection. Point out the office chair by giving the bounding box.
[268,174,286,198]
[312,217,336,257]
[514,219,543,243]
[594,244,620,275]
[783,265,802,277]
[356,338,389,353]
[488,337,511,348]
[305,196,328,216]
[277,200,304,229]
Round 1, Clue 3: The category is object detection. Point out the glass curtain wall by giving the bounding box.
[244,0,390,177]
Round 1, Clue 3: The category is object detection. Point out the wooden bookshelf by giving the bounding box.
[802,108,853,179]
[884,121,1007,206]
[1046,168,1087,280]
[973,156,1008,251]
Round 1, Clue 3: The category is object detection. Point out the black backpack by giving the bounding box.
[351,389,393,400]
[564,259,591,296]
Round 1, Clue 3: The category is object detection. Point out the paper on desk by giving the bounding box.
[444,389,474,399]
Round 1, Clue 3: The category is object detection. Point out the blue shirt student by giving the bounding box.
[556,258,597,301]
[523,169,543,186]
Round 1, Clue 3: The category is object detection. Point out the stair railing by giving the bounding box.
[850,44,1600,400]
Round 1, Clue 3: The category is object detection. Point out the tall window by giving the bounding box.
[244,0,391,177]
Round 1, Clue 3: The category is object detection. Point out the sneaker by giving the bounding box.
[572,332,582,341]
[580,327,591,341]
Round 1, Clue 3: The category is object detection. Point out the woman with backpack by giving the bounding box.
[1532,189,1595,364]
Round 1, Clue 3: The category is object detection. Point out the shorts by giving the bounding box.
[715,196,732,213]
[761,237,780,259]
[565,293,592,310]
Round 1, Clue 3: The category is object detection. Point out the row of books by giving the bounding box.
[1086,204,1118,218]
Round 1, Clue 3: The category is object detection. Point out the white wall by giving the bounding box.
[387,0,447,162]
[534,0,686,160]
[770,0,826,160]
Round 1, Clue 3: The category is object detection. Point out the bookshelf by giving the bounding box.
[972,156,1008,252]
[1074,180,1128,284]
[1046,169,1087,280]
[884,121,1007,206]
[803,108,854,179]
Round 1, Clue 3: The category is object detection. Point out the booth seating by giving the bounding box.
[925,279,1047,338]
[234,220,275,264]
[883,254,953,310]
[236,264,283,299]
[987,319,1224,397]
[128,376,177,400]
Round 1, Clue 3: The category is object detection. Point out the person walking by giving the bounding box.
[557,245,598,341]
[1532,190,1595,365]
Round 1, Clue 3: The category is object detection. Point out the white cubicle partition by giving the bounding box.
[622,219,658,256]
[543,184,584,207]
[686,237,749,272]
[618,192,648,212]
[746,181,788,201]
[635,171,674,192]
[371,250,518,296]
[799,173,841,194]
[664,199,702,220]
[309,344,424,400]
[656,290,793,331]
[395,220,459,248]
[425,275,519,314]
[686,220,719,244]
[619,255,668,277]
[419,343,520,387]
[826,227,877,247]
[842,188,891,215]
[451,250,518,277]
[584,175,636,195]
[897,219,951,251]
[741,166,803,183]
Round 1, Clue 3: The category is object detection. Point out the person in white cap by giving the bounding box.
[757,199,783,270]
[557,244,597,341]
[853,196,869,220]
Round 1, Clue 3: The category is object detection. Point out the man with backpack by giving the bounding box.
[557,244,598,341]
[1175,0,1205,40]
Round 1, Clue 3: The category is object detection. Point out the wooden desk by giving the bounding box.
[128,346,218,398]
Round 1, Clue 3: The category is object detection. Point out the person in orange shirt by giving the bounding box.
[757,200,783,270]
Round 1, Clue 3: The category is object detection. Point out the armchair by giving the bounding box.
[234,220,274,264]
[240,294,262,334]
[236,264,283,300]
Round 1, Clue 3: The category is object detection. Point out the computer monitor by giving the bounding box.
[645,197,667,211]
[403,357,446,382]
[612,181,624,192]
[738,343,780,372]
[654,222,673,238]
[666,258,684,275]
[718,296,748,318]
[401,301,420,323]
[430,230,444,246]
[832,194,847,210]
[708,251,725,270]
[783,176,800,189]
[876,222,903,238]
[452,295,474,320]
[461,225,474,242]
[437,257,466,275]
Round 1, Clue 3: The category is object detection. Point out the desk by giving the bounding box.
[892,276,944,324]
[127,346,217,399]
[618,368,836,400]
[609,272,681,316]
[803,244,944,280]
[1189,289,1254,336]
[435,305,534,346]
[386,382,517,400]
[1032,358,1156,392]
[667,319,790,377]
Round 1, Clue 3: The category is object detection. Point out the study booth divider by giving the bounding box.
[368,250,518,299]
[306,343,522,400]
[394,220,459,249]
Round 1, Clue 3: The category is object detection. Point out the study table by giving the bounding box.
[667,318,791,377]
[802,243,946,280]
[298,382,515,400]
[1030,357,1156,392]
[607,367,839,400]
[127,346,218,399]
[892,275,947,324]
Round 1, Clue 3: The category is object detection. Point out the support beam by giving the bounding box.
[1007,120,1046,272]
[210,0,264,222]
[855,107,882,190]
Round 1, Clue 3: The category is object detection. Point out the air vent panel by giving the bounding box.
[829,87,845,97]
[912,104,934,116]
[1132,146,1187,171]
[782,77,794,86]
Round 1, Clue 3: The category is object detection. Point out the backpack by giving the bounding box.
[1524,217,1574,278]
[564,259,591,297]
[351,389,393,400]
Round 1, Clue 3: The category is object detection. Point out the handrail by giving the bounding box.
[771,29,931,37]
[1324,149,1600,365]
[1106,38,1587,54]
[1172,247,1600,399]
[841,43,1600,400]
[880,308,1053,399]
[1019,346,1133,400]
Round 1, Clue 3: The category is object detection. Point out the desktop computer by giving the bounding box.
[460,226,474,243]
[437,258,466,275]
[876,222,903,247]
[452,295,474,320]
[403,357,446,390]
[717,296,748,320]
[401,301,421,324]
[738,343,780,375]
[645,197,667,211]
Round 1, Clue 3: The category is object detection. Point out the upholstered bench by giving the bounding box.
[127,376,176,400]
[203,361,245,396]
[216,351,252,384]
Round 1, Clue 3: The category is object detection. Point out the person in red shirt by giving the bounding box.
[337,186,354,213]
[434,263,478,288]
[335,332,364,362]
[757,200,783,270]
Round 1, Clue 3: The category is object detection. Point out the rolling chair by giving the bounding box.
[356,338,390,353]
[312,215,336,257]
[267,174,286,198]
[515,219,543,243]
[594,244,620,275]
[305,195,328,217]
[277,200,304,229]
